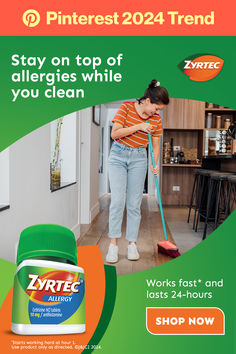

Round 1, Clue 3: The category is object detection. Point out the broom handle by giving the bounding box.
[147,123,168,241]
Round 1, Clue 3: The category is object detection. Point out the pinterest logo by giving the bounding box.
[22,9,40,27]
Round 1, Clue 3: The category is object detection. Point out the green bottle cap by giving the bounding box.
[17,224,78,266]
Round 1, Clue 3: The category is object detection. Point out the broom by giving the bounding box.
[147,126,181,258]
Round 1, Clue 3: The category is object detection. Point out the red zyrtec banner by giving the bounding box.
[0,0,235,36]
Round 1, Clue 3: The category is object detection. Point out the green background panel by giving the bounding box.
[0,36,236,151]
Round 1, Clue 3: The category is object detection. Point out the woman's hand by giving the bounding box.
[138,122,153,134]
[151,165,159,176]
[111,122,153,139]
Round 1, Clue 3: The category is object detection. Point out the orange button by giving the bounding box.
[146,307,225,335]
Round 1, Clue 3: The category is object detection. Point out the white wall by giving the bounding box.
[0,148,9,205]
[0,121,80,263]
[99,104,118,197]
[80,108,92,225]
[90,117,100,219]
[79,107,100,224]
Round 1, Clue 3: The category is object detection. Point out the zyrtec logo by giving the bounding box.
[180,55,224,82]
[26,272,80,295]
[22,9,40,27]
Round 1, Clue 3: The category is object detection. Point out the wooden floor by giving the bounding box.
[77,195,176,276]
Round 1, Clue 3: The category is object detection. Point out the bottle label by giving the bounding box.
[12,265,85,325]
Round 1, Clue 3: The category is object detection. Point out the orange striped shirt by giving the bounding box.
[112,102,162,148]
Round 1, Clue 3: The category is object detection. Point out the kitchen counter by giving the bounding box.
[202,154,236,159]
[202,154,236,172]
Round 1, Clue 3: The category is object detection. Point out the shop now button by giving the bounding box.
[146,307,225,335]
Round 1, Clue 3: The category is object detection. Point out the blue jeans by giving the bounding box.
[108,141,147,242]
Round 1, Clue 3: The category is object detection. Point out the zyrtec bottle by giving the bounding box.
[11,224,85,335]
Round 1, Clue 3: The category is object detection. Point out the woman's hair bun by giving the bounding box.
[148,79,160,89]
[137,79,169,105]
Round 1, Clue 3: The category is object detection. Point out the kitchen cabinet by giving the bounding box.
[183,99,205,129]
[163,99,184,129]
[163,98,205,129]
[161,98,205,206]
[161,99,236,206]
[161,129,203,206]
[162,166,197,206]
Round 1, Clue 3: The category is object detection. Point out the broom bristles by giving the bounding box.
[158,246,181,258]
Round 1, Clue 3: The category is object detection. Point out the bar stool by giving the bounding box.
[194,170,214,232]
[187,169,214,229]
[202,172,232,239]
[225,175,236,218]
[187,169,201,226]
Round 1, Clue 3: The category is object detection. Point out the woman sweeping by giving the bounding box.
[106,79,170,263]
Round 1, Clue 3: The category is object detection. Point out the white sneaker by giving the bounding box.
[106,243,118,263]
[127,243,140,260]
